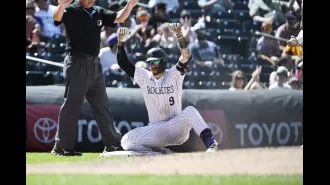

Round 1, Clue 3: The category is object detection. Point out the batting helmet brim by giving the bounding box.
[146,57,161,62]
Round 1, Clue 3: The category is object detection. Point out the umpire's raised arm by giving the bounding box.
[116,27,136,78]
[114,0,139,23]
[53,0,73,24]
[168,23,192,75]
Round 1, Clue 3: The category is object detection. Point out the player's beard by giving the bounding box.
[151,65,165,76]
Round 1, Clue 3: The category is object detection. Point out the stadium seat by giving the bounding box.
[230,10,251,22]
[239,64,254,74]
[210,11,235,20]
[243,20,262,33]
[208,81,231,89]
[188,81,209,89]
[47,43,66,54]
[44,52,65,63]
[52,71,64,84]
[50,34,66,45]
[189,10,204,19]
[183,1,200,10]
[232,1,249,10]
[38,35,50,43]
[219,20,241,30]
[190,71,211,82]
[26,71,54,85]
[260,73,271,83]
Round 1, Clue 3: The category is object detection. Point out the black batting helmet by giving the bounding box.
[145,47,167,64]
[145,47,168,74]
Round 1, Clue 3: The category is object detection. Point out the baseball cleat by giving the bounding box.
[51,147,82,156]
[206,140,219,153]
[103,144,124,153]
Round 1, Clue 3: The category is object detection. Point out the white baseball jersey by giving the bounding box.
[121,65,210,152]
[133,65,185,123]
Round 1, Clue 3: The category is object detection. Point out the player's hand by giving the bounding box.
[127,0,139,7]
[59,0,73,6]
[168,23,182,35]
[117,27,130,42]
[287,36,299,46]
[179,48,191,63]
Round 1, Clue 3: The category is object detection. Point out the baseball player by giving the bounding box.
[116,23,219,153]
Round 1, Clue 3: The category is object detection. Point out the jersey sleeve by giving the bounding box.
[169,65,186,82]
[100,7,117,28]
[133,67,150,86]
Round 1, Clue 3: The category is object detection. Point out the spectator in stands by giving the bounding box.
[101,26,118,49]
[287,1,303,46]
[295,61,303,84]
[148,0,179,12]
[275,12,300,48]
[189,28,224,73]
[269,55,293,85]
[244,66,267,90]
[249,0,295,25]
[288,77,302,90]
[34,0,64,38]
[180,10,196,45]
[133,9,155,47]
[229,70,247,91]
[198,0,233,14]
[148,1,169,35]
[268,66,291,90]
[26,15,45,53]
[26,0,36,15]
[256,21,281,59]
[151,23,178,49]
[99,33,120,73]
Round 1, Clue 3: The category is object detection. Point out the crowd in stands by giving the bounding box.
[26,0,303,91]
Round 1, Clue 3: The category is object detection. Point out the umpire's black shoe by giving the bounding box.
[51,147,82,156]
[103,144,124,153]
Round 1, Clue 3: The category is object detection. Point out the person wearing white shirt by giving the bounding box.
[269,66,291,90]
[99,33,120,73]
[148,0,179,12]
[34,0,62,37]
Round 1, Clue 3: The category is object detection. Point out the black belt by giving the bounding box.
[69,51,98,62]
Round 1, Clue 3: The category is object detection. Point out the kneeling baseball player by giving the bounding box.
[116,23,219,153]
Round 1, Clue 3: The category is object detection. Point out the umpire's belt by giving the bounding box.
[69,51,99,63]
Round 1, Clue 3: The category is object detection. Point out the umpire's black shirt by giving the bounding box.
[54,2,117,56]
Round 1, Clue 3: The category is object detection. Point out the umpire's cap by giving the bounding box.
[145,47,167,64]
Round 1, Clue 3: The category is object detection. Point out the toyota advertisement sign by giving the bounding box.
[26,86,303,152]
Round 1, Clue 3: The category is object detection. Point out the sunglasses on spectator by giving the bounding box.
[181,15,190,19]
[26,7,35,11]
[235,77,244,80]
[147,59,161,66]
[138,15,149,22]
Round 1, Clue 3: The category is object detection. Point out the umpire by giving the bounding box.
[51,0,139,156]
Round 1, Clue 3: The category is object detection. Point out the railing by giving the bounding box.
[26,56,64,68]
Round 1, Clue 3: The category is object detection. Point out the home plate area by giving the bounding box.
[100,150,167,157]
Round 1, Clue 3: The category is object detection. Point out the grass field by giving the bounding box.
[26,148,303,185]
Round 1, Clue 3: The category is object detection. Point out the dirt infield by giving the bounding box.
[26,147,303,175]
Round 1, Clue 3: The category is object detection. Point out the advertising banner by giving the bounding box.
[26,86,303,152]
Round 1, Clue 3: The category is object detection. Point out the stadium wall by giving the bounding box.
[26,86,303,152]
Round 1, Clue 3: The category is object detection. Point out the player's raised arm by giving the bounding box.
[116,27,136,78]
[168,23,192,75]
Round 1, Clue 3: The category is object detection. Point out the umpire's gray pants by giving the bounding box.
[54,53,122,150]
